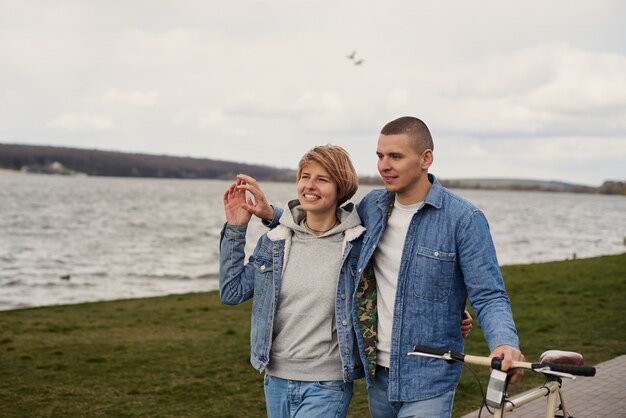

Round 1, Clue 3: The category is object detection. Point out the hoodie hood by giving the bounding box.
[267,200,365,243]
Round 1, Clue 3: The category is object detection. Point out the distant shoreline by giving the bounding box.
[1,143,624,194]
[5,170,625,196]
[0,168,22,175]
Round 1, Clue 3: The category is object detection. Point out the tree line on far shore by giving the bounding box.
[1,143,624,194]
[0,143,297,182]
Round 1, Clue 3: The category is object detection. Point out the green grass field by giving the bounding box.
[1,253,624,417]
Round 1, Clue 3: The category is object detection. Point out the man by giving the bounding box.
[352,116,523,417]
[238,116,522,417]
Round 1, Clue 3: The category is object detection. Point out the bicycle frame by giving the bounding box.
[493,377,566,418]
[408,346,595,418]
[461,354,569,416]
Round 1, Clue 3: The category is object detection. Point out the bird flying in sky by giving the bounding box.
[346,50,363,65]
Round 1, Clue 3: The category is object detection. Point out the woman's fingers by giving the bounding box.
[224,183,237,202]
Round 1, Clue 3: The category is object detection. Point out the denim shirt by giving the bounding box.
[218,205,366,382]
[354,174,519,402]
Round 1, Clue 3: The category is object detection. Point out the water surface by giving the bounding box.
[1,174,624,311]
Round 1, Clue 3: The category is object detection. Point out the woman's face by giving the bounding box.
[297,161,339,218]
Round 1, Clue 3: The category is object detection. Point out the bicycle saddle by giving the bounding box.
[539,350,584,365]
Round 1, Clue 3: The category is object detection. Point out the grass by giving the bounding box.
[1,253,624,417]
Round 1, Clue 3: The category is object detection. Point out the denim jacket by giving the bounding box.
[354,174,519,402]
[219,203,366,382]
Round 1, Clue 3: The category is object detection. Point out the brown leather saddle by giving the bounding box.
[540,350,584,366]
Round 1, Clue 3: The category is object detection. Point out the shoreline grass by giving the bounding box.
[1,253,624,417]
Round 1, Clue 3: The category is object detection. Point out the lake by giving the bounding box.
[1,174,624,311]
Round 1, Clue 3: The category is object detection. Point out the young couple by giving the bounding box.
[219,116,524,418]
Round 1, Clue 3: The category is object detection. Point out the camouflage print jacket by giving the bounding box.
[354,259,379,382]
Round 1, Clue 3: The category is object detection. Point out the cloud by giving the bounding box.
[294,91,345,113]
[436,135,626,185]
[224,92,295,119]
[197,108,226,129]
[294,91,347,130]
[1,1,625,186]
[174,108,248,136]
[103,88,158,106]
[46,113,115,132]
[386,89,410,109]
[438,43,626,137]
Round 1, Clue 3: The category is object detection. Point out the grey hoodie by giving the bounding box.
[264,200,363,381]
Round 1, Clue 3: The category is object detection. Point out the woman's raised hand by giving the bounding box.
[223,180,253,225]
[234,174,275,221]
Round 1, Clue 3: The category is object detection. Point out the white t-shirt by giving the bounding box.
[373,199,423,368]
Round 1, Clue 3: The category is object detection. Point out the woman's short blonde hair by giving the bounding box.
[296,145,358,206]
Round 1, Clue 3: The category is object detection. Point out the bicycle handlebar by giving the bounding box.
[538,362,596,376]
[410,345,596,377]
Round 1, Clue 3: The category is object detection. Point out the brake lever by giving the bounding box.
[533,367,576,379]
[407,351,455,363]
[407,352,452,361]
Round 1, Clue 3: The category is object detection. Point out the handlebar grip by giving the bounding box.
[542,362,596,376]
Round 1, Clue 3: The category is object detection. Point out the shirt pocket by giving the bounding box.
[251,255,274,292]
[412,246,456,301]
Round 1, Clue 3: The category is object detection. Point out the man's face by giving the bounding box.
[376,133,428,201]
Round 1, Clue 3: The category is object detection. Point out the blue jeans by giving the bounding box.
[264,374,354,418]
[368,366,455,418]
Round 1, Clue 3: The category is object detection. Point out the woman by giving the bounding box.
[219,145,364,418]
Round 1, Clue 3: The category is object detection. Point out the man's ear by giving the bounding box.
[421,149,434,169]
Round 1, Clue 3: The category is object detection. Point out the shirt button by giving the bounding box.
[434,251,439,257]
[341,293,346,300]
[342,320,348,326]
[260,264,266,271]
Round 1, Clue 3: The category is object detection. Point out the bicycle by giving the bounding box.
[408,345,596,418]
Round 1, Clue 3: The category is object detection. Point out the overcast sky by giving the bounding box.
[1,1,625,186]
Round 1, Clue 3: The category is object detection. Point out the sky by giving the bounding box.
[1,1,625,186]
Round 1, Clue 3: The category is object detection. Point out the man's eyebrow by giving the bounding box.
[377,151,403,156]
